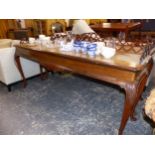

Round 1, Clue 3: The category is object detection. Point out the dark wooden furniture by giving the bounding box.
[91,22,142,40]
[13,29,29,40]
[131,19,155,38]
[7,28,33,40]
[14,44,153,134]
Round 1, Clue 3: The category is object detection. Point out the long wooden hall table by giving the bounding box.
[14,44,153,134]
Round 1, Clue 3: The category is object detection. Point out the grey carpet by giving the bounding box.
[0,73,153,135]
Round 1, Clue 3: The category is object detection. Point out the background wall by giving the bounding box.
[2,19,154,39]
[0,19,19,39]
[0,20,10,38]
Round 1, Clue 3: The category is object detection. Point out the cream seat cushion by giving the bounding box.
[0,39,12,49]
[145,89,155,122]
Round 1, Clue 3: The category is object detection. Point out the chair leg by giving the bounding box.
[7,85,11,92]
[40,65,49,80]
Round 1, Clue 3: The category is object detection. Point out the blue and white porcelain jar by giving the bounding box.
[81,41,89,54]
[73,41,82,52]
[87,43,97,57]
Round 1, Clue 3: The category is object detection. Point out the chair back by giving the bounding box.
[51,22,65,34]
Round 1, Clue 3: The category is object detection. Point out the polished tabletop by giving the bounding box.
[91,22,142,31]
[16,43,145,72]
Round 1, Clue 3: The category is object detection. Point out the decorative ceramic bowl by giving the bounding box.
[101,47,116,59]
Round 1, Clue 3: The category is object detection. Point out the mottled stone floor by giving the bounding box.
[0,74,153,134]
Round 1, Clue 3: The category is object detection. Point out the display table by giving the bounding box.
[14,43,153,134]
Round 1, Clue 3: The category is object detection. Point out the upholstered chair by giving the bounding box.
[144,88,155,134]
[0,39,40,91]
